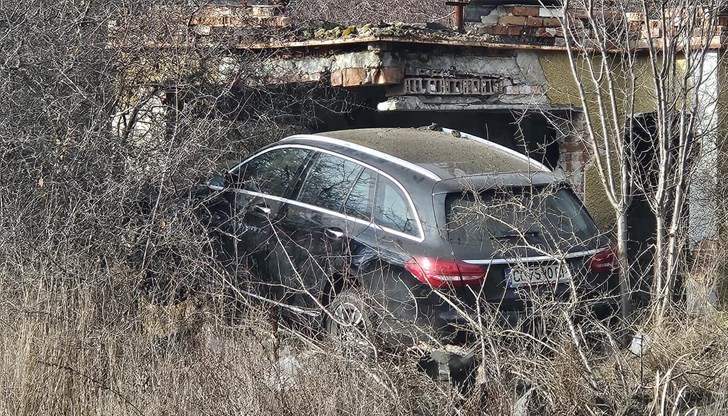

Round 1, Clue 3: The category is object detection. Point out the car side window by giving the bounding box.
[233,148,311,197]
[345,168,377,221]
[298,153,363,212]
[374,176,417,236]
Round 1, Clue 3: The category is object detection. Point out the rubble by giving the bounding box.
[113,2,728,51]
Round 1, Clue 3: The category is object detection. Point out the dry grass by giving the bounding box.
[2,254,728,415]
[1,2,727,414]
[0,259,460,415]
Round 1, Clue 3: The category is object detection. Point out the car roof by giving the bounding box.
[281,127,550,181]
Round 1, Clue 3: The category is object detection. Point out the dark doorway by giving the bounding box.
[311,89,560,170]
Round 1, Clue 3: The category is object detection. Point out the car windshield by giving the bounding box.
[445,186,600,256]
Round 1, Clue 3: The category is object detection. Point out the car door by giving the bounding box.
[275,152,371,310]
[364,174,426,329]
[216,146,312,297]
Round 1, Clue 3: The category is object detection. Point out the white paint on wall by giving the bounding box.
[689,50,720,247]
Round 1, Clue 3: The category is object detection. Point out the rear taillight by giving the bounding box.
[404,257,486,288]
[590,247,619,273]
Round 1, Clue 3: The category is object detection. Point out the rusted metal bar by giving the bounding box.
[445,0,469,31]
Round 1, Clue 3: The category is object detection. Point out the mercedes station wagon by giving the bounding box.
[197,127,619,380]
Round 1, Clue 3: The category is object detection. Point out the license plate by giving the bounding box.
[505,264,570,288]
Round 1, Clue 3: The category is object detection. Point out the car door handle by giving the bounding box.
[324,227,345,241]
[251,204,271,216]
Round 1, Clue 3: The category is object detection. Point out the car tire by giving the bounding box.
[326,289,378,359]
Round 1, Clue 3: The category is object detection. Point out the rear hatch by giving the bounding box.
[440,182,606,313]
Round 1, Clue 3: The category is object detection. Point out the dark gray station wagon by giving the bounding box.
[198,127,619,368]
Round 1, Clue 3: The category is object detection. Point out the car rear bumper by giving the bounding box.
[431,296,621,340]
[410,298,620,385]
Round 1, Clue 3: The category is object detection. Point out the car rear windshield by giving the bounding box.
[445,186,599,256]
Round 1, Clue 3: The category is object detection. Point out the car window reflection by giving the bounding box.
[298,153,363,212]
[233,148,310,197]
[345,169,377,221]
[374,176,416,235]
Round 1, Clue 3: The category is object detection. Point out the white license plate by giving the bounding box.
[505,264,570,288]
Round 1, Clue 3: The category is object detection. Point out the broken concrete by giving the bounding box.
[220,47,551,109]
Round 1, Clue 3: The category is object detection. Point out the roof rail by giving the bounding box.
[281,134,442,181]
[421,126,551,172]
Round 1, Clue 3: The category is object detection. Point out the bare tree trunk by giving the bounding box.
[558,0,723,326]
[653,213,666,322]
[616,206,631,316]
[560,0,634,319]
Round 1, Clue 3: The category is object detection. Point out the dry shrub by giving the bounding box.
[3,2,728,415]
[629,315,728,413]
[288,0,450,25]
[0,257,462,415]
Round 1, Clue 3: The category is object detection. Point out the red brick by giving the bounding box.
[488,25,525,36]
[343,68,366,86]
[487,25,508,35]
[505,5,540,16]
[370,67,404,85]
[330,70,343,86]
[498,15,527,25]
[542,17,561,27]
[525,16,543,26]
[534,27,555,37]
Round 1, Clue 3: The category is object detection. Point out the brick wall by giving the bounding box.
[474,5,569,46]
[554,114,591,197]
[471,4,725,47]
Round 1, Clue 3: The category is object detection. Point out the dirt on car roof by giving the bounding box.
[315,128,541,178]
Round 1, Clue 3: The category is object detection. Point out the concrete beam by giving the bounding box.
[377,95,570,111]
[218,50,395,86]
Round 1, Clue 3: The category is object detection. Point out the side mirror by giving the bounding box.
[207,174,225,191]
